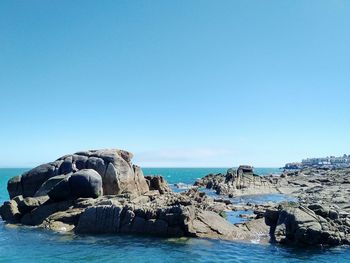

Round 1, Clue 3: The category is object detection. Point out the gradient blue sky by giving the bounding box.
[1,0,349,167]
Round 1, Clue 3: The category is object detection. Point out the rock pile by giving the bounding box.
[195,166,281,196]
[265,203,350,246]
[0,149,265,242]
[7,149,149,199]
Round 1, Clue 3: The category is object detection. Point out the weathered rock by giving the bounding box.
[72,155,88,170]
[0,200,21,223]
[7,149,150,199]
[20,200,73,226]
[46,208,83,226]
[58,156,73,175]
[308,204,330,218]
[75,205,122,234]
[188,209,237,239]
[195,166,279,196]
[7,175,22,199]
[268,205,343,246]
[145,175,171,194]
[103,162,119,195]
[86,157,106,177]
[69,169,103,198]
[48,178,72,201]
[47,169,102,201]
[35,174,70,197]
[15,195,49,214]
[21,163,57,197]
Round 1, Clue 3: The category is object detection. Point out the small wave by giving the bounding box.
[172,183,192,190]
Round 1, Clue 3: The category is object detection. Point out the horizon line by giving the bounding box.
[0,166,282,169]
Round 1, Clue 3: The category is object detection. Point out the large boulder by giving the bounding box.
[34,174,70,197]
[0,200,21,223]
[267,205,344,246]
[20,163,59,197]
[6,149,150,199]
[48,169,103,201]
[69,169,103,198]
[7,176,22,199]
[48,178,72,201]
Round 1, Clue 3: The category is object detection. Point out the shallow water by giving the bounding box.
[0,168,349,263]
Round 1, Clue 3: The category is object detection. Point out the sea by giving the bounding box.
[0,168,349,263]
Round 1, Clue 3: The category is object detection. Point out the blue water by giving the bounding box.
[0,168,349,263]
[142,167,282,185]
[226,210,255,224]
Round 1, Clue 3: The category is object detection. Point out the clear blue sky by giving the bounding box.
[0,0,349,167]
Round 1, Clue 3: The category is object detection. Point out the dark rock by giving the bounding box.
[75,205,122,234]
[0,200,21,223]
[15,195,49,214]
[49,170,102,201]
[237,165,254,174]
[131,216,146,234]
[48,178,72,201]
[264,209,279,227]
[145,175,171,194]
[308,204,329,218]
[86,157,106,177]
[20,200,73,226]
[72,155,88,170]
[145,219,168,236]
[329,210,339,220]
[7,175,23,199]
[34,174,70,197]
[46,208,83,225]
[269,206,343,246]
[69,169,103,198]
[59,156,73,174]
[21,163,56,197]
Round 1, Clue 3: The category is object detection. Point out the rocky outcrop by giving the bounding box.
[4,151,350,247]
[0,200,21,223]
[1,149,270,243]
[195,166,350,247]
[7,149,149,199]
[73,191,263,241]
[145,175,171,194]
[265,204,350,246]
[195,166,280,196]
[1,187,263,241]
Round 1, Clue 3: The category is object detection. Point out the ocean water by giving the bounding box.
[0,168,349,263]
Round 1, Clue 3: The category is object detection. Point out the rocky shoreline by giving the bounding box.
[194,166,350,246]
[1,149,349,248]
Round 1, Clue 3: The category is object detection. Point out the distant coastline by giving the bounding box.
[284,154,350,170]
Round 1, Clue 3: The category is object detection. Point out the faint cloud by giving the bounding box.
[134,147,234,166]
